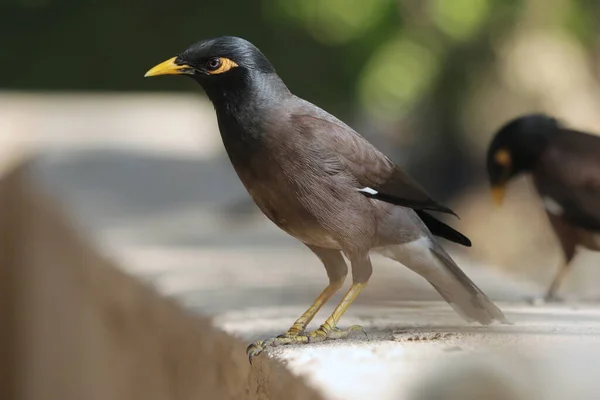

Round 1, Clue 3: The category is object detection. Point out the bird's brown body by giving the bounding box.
[488,115,600,300]
[228,98,417,251]
[146,36,507,362]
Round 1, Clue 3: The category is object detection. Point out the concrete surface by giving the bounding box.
[0,92,223,157]
[0,162,324,400]
[217,303,600,400]
[5,92,600,399]
[30,147,600,399]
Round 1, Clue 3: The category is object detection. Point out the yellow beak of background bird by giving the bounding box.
[144,57,191,77]
[491,185,506,206]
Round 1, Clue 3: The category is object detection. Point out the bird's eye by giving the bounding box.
[494,148,512,168]
[206,57,222,71]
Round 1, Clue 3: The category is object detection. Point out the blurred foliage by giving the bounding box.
[359,35,439,121]
[2,0,595,121]
[2,0,599,199]
[0,0,511,117]
[430,0,491,40]
[267,0,394,45]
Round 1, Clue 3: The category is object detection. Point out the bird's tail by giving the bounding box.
[376,239,509,325]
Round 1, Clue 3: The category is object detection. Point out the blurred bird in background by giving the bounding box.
[145,36,507,363]
[487,114,600,302]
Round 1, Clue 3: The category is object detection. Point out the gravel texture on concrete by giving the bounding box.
[216,303,600,400]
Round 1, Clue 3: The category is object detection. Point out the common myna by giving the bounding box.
[145,36,507,361]
[487,114,600,301]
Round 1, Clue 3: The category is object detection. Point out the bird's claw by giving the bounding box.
[326,324,367,339]
[246,325,367,364]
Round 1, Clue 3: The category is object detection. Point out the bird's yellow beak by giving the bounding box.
[144,57,192,77]
[491,185,506,206]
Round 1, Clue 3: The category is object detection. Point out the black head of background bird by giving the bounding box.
[144,36,288,109]
[486,113,560,205]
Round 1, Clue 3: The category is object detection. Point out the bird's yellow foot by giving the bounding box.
[246,325,366,364]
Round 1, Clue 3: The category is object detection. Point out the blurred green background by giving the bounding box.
[4,0,599,198]
[3,0,600,282]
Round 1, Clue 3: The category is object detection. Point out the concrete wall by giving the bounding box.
[0,160,323,400]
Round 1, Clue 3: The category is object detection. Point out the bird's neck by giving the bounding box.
[200,72,291,166]
[203,71,290,139]
[514,129,556,172]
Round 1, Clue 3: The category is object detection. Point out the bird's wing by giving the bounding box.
[290,110,457,216]
[539,131,600,232]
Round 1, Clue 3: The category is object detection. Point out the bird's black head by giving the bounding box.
[144,36,279,104]
[486,113,560,205]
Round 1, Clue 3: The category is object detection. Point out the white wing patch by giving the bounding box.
[357,187,378,195]
[542,196,564,216]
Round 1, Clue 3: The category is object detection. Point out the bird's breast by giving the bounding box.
[244,181,341,248]
[228,153,341,249]
[216,123,364,249]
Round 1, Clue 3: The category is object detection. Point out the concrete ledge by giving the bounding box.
[0,91,222,157]
[216,303,600,400]
[0,161,324,400]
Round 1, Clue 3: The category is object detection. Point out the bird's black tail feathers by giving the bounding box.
[416,210,471,247]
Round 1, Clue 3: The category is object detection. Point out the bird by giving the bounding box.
[487,113,600,302]
[145,36,508,362]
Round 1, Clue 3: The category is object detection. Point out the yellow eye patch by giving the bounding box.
[494,148,512,167]
[208,57,239,75]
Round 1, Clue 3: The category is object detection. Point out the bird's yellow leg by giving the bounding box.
[246,282,367,363]
[305,281,367,339]
[285,279,344,336]
[544,261,571,302]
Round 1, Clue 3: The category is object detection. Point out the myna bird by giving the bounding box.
[487,114,600,301]
[145,36,507,362]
